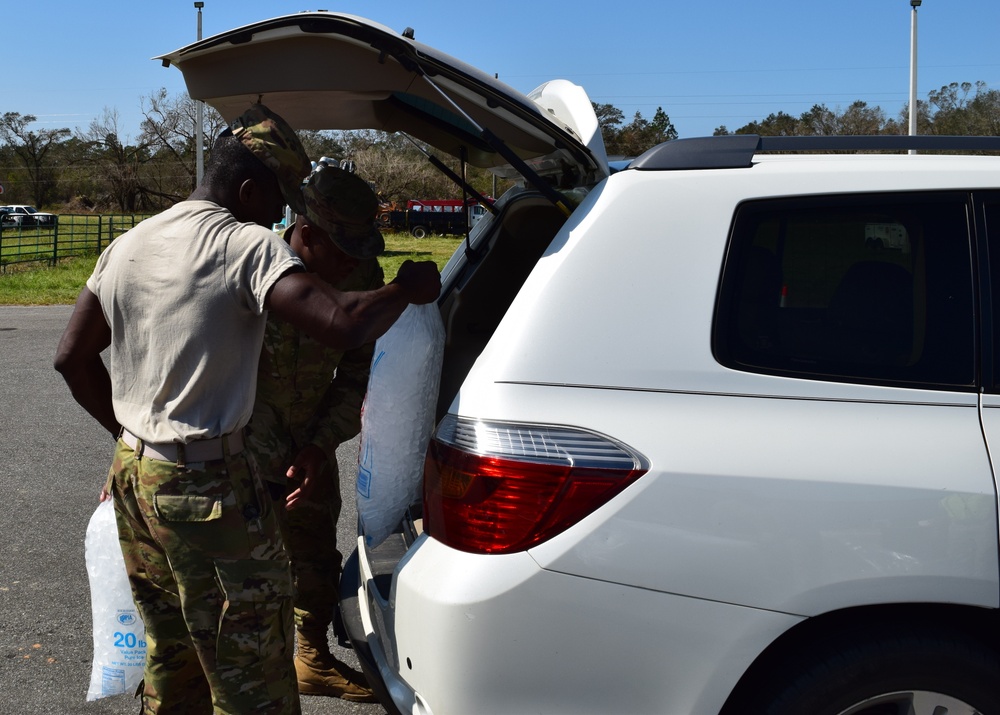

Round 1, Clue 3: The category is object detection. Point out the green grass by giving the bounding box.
[0,232,463,306]
[0,256,98,305]
[377,233,463,281]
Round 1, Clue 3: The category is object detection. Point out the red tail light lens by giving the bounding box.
[423,415,648,554]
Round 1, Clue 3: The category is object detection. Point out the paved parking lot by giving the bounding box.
[0,305,386,715]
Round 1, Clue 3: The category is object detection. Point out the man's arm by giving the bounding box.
[266,259,440,350]
[53,288,120,438]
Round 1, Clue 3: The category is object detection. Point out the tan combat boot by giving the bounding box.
[294,631,377,702]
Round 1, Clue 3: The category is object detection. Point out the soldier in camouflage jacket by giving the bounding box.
[247,165,386,702]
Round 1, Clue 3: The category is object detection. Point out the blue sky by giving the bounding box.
[5,1,1000,141]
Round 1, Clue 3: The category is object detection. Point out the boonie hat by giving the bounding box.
[230,103,311,215]
[302,166,385,260]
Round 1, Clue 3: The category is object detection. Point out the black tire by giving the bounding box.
[411,225,429,239]
[757,628,998,715]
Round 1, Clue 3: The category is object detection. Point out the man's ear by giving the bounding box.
[237,179,256,206]
[298,222,317,248]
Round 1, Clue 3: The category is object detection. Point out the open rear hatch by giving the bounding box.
[157,12,608,204]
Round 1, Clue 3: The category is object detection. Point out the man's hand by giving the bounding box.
[392,260,442,305]
[285,443,330,510]
[267,262,441,351]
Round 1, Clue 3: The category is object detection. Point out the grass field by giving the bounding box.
[0,231,464,306]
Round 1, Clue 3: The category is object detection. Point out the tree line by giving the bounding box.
[712,81,1000,138]
[1,81,997,214]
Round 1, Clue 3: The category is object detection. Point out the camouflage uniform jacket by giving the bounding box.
[250,257,385,483]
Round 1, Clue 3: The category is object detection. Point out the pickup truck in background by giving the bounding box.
[0,205,59,228]
[379,198,490,238]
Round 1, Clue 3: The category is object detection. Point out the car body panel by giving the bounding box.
[378,533,803,715]
[445,382,998,613]
[471,157,1000,395]
[438,157,999,612]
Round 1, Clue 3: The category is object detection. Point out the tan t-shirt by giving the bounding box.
[87,200,303,443]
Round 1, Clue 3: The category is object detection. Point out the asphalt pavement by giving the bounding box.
[0,305,387,715]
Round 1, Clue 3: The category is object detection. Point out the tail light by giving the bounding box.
[423,415,648,554]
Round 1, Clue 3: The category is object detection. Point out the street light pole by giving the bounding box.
[195,2,205,185]
[908,0,921,153]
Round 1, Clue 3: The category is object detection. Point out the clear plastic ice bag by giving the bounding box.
[357,302,445,547]
[85,499,146,700]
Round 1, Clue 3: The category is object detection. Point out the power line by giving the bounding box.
[500,63,1000,80]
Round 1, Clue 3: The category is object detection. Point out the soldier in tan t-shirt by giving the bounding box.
[54,105,440,715]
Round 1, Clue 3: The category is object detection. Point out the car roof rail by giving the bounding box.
[629,135,1000,171]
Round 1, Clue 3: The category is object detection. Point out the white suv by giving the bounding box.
[163,14,999,715]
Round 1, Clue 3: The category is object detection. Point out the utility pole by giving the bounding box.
[908,0,921,154]
[195,2,205,183]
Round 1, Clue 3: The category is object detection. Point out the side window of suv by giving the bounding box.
[716,192,975,389]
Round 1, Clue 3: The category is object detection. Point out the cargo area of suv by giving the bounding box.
[163,13,1000,715]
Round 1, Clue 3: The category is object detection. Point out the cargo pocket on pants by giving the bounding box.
[213,558,293,674]
[152,494,223,522]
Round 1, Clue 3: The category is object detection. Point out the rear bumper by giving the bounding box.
[344,532,804,715]
[338,548,402,715]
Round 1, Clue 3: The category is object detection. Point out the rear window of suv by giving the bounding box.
[716,192,975,389]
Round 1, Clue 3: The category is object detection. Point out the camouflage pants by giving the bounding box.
[108,437,300,714]
[268,458,344,641]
